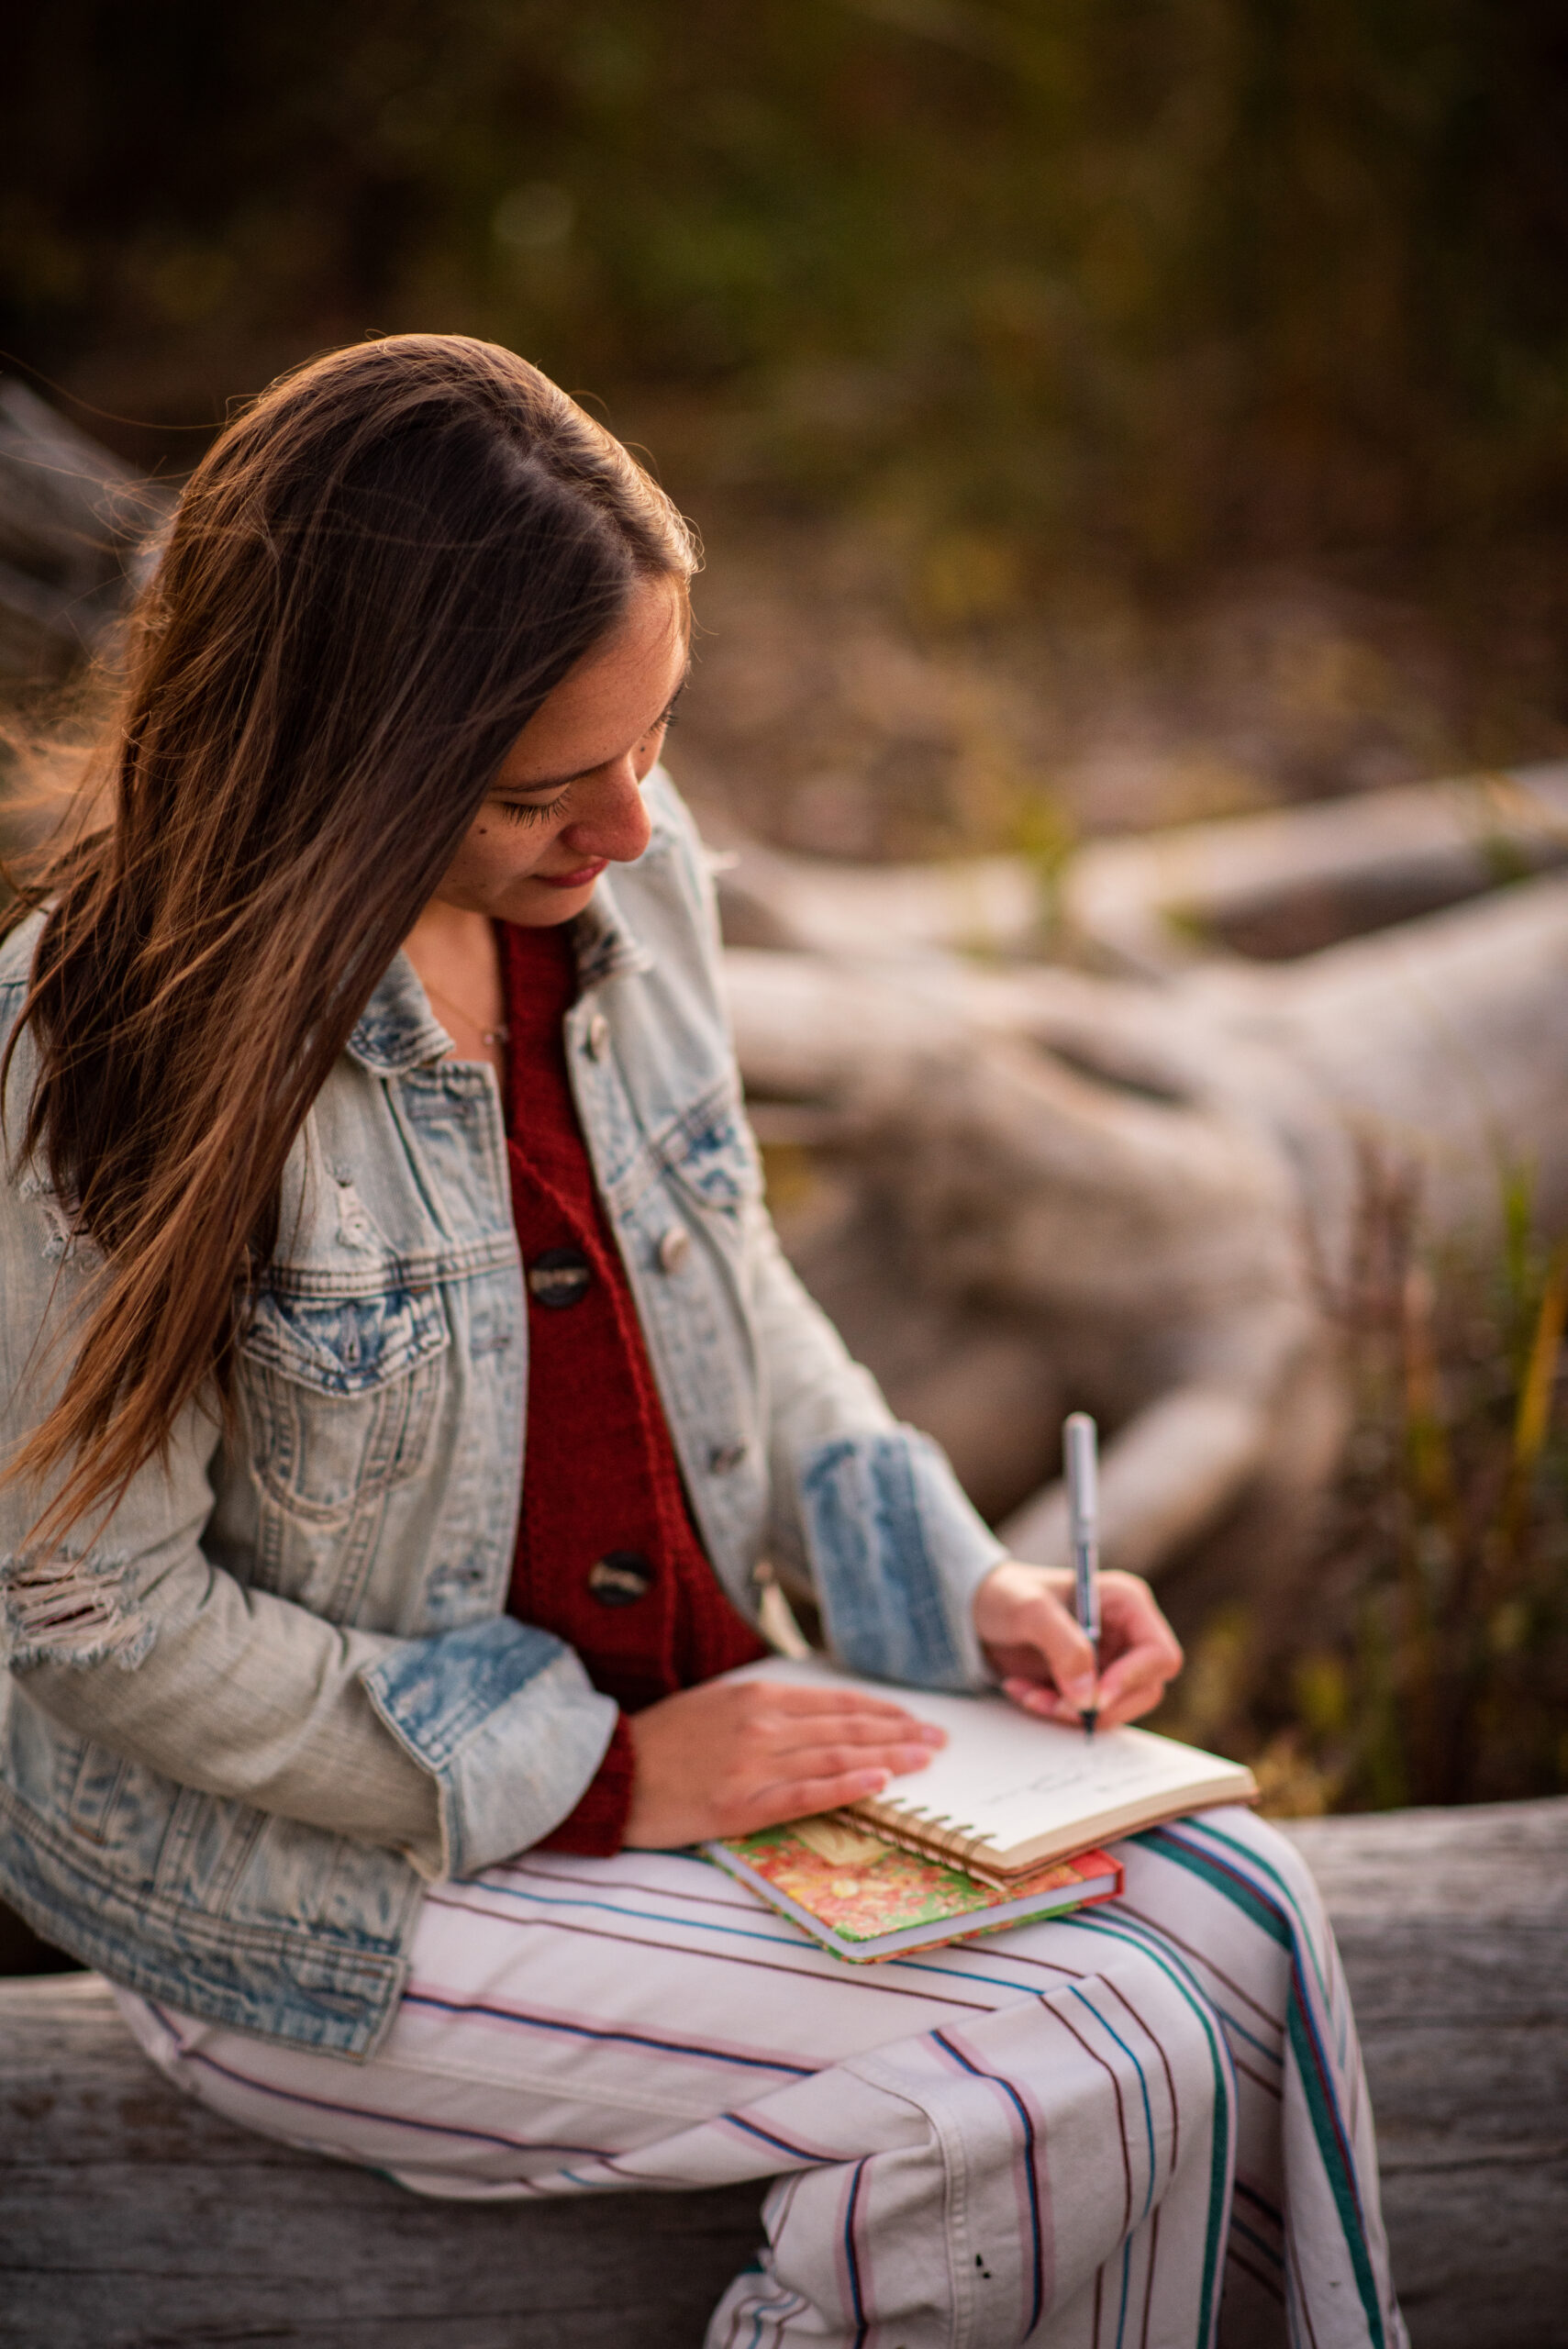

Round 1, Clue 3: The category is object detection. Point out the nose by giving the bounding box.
[559,756,653,867]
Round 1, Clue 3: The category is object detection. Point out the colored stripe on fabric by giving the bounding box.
[1069,1986,1158,2221]
[933,2029,1045,2337]
[403,1986,814,2076]
[174,2039,613,2160]
[723,2110,840,2165]
[1070,1913,1236,2349]
[1142,1829,1386,2349]
[842,2157,870,2349]
[424,1890,1012,2011]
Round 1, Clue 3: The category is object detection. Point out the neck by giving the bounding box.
[402,898,507,1078]
[403,896,490,965]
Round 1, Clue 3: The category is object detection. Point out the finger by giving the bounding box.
[1095,1642,1178,1703]
[764,1687,927,1722]
[764,1706,945,1755]
[1094,1657,1178,1728]
[1001,1676,1090,1725]
[764,1737,940,1782]
[1095,1618,1183,1704]
[735,1765,898,1832]
[1093,1644,1180,1722]
[1001,1675,1066,1718]
[1095,1577,1184,1669]
[1006,1597,1099,1717]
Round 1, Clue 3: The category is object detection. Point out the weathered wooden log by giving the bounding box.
[2,1798,1562,2347]
[1059,763,1568,974]
[722,863,1568,1580]
[711,762,1568,974]
[1284,1798,1568,2349]
[0,1970,766,2346]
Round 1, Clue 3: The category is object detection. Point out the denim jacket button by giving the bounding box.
[707,1440,748,1474]
[656,1226,692,1275]
[584,1012,610,1062]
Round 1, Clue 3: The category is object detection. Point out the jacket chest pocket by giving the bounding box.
[653,1083,763,1222]
[239,1286,449,1522]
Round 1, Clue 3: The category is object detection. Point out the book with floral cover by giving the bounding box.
[706,1815,1123,1962]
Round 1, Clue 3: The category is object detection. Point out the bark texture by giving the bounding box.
[717,817,1568,1586]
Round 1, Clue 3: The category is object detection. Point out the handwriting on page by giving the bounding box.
[976,1740,1170,1811]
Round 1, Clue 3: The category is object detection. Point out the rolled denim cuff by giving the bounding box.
[361,1618,619,1880]
[797,1427,1005,1691]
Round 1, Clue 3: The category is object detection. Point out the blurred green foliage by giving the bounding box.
[5,0,1568,581]
[1159,1161,1568,1813]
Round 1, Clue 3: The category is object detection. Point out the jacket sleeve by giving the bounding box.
[0,1241,616,1887]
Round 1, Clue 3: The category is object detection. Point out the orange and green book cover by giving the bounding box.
[706,1817,1123,1963]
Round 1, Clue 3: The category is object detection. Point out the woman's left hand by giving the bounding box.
[972,1560,1184,1731]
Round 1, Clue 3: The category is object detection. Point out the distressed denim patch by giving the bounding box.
[1,1548,153,1670]
[800,1430,989,1690]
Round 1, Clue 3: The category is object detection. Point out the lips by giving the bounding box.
[537,859,607,891]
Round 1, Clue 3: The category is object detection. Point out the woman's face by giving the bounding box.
[430,572,690,929]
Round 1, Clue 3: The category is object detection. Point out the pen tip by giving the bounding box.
[1082,1710,1097,1740]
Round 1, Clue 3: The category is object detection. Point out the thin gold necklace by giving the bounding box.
[421,976,510,1049]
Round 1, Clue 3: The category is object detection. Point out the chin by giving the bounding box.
[509,878,598,926]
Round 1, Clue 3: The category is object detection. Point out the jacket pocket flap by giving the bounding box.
[651,1083,762,1213]
[242,1284,449,1396]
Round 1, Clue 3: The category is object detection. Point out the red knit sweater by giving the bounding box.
[500,921,767,1854]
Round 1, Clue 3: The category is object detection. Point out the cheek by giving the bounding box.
[454,818,550,887]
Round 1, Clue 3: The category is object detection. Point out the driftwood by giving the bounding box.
[1061,763,1568,974]
[717,817,1568,1586]
[3,1798,1563,2348]
[1285,1798,1568,2349]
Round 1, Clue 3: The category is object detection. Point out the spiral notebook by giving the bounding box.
[721,1656,1256,1883]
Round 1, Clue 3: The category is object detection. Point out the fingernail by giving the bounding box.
[857,1769,890,1795]
[1066,1675,1097,1703]
[917,1724,947,1745]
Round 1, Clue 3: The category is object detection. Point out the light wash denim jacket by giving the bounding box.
[0,772,1003,2055]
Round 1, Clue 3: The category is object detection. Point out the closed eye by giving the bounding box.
[488,681,686,819]
[494,789,571,826]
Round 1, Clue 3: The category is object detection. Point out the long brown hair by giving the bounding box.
[2,335,695,1538]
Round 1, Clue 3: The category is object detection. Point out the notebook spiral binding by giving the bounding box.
[842,1798,1006,1887]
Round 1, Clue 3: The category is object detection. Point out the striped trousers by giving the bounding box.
[115,1808,1406,2349]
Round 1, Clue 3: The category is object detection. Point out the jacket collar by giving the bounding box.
[569,865,656,991]
[344,866,656,1076]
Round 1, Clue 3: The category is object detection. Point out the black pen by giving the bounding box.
[1064,1412,1101,1738]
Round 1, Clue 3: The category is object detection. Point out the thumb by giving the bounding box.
[1029,1601,1100,1713]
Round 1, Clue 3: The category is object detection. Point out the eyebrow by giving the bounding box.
[494,667,692,799]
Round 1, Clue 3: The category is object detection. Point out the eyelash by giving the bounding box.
[495,791,571,827]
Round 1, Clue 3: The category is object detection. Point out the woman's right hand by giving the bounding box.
[622,1677,946,1848]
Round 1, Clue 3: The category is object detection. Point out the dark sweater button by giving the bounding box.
[528,1247,592,1310]
[587,1551,655,1607]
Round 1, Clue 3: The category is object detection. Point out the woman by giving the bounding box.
[0,337,1403,2347]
